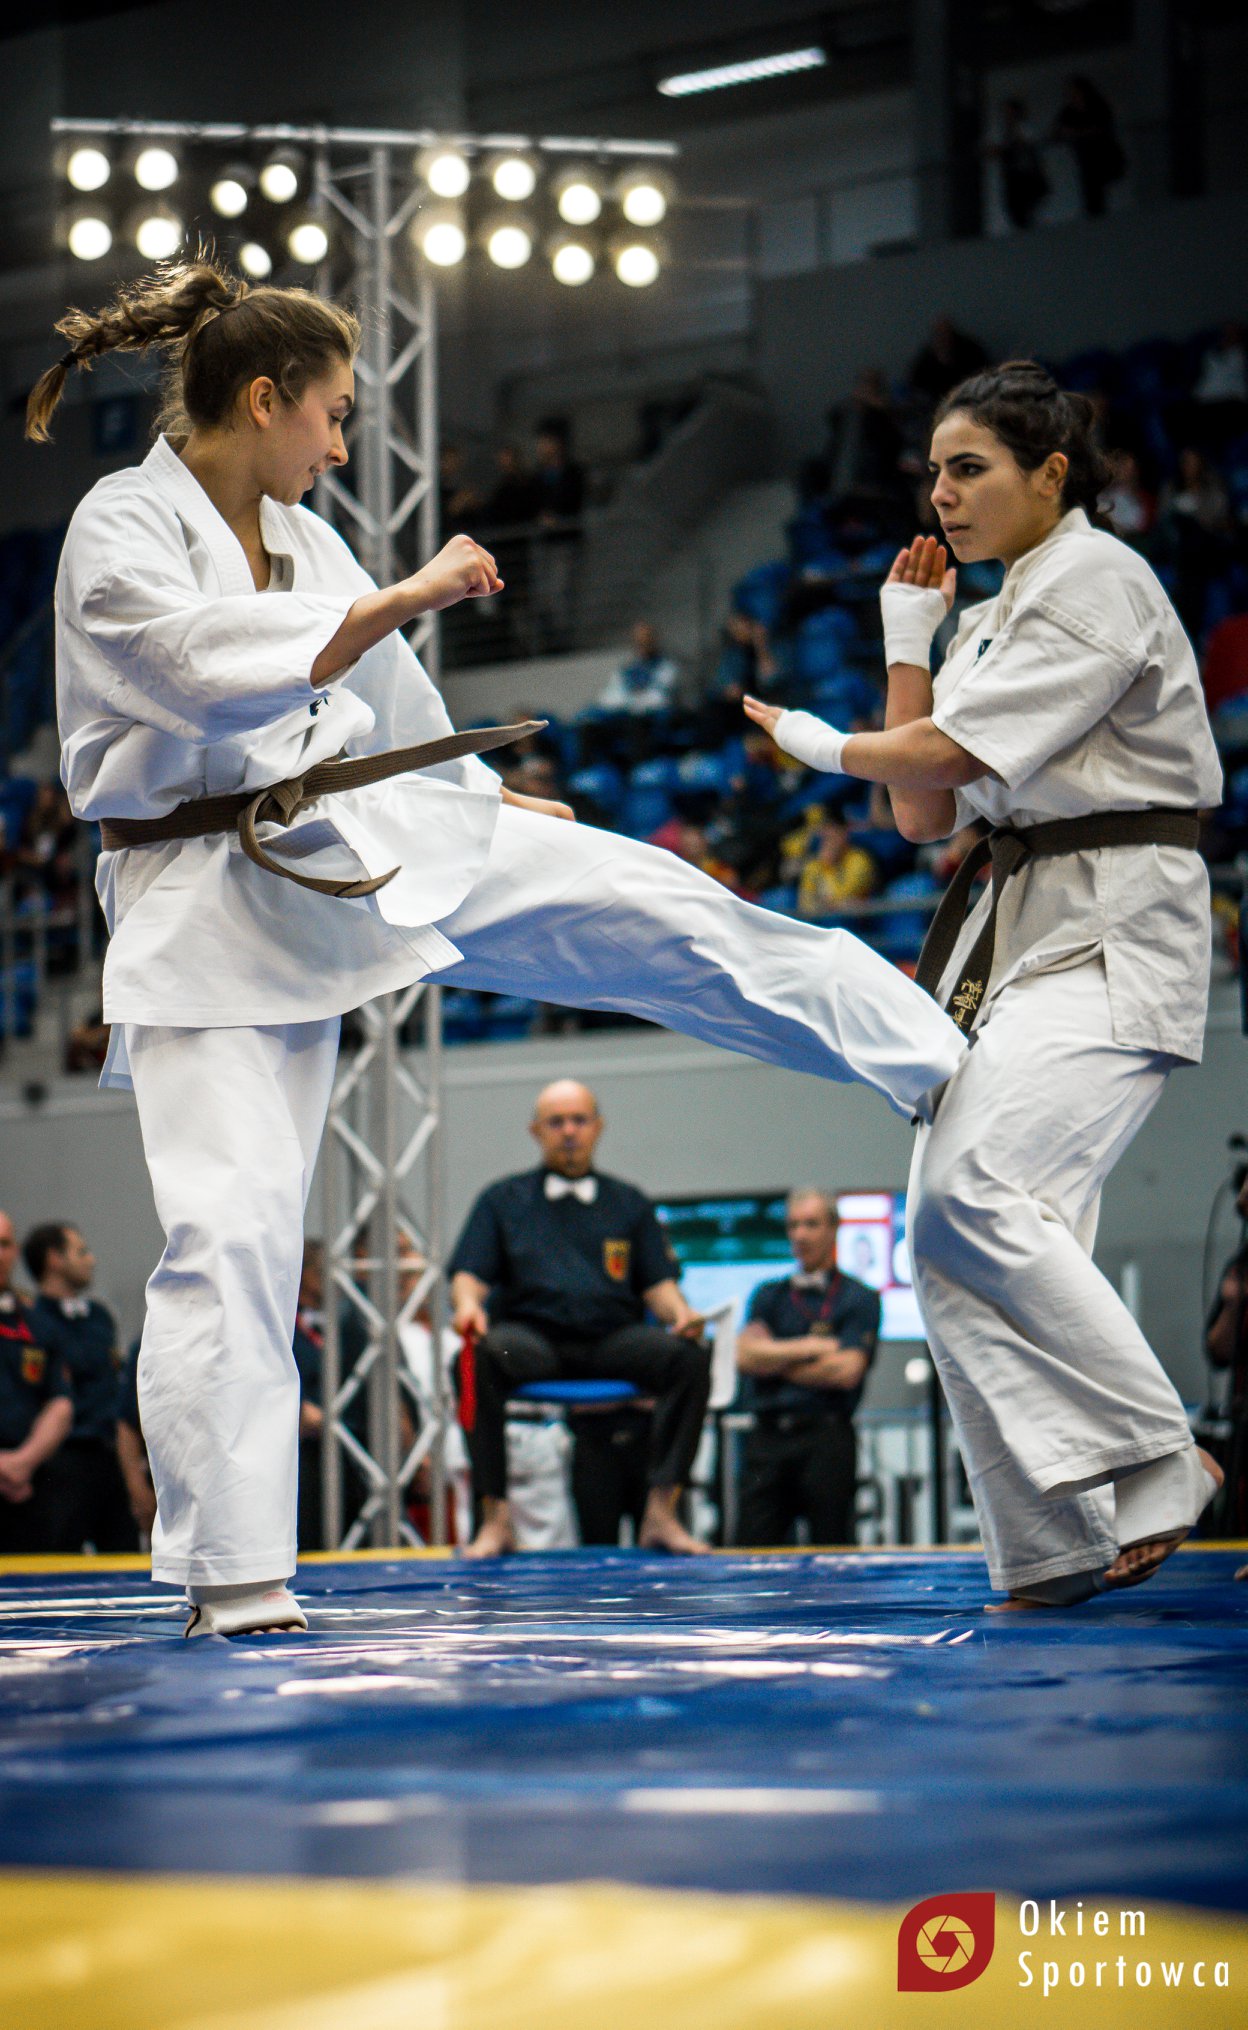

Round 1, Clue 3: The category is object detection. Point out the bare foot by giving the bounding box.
[1236,1565,1248,1583]
[984,1595,1059,1614]
[463,1513,516,1559]
[1102,1447,1224,1592]
[638,1489,710,1555]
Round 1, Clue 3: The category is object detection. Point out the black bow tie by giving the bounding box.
[791,1271,829,1291]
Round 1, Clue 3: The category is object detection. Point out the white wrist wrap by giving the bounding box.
[880,582,948,669]
[774,708,848,776]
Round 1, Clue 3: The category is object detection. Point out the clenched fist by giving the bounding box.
[409,534,503,613]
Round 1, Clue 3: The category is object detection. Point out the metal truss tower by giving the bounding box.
[311,141,449,1550]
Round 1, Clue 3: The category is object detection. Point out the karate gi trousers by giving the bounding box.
[131,805,966,1586]
[907,958,1196,1596]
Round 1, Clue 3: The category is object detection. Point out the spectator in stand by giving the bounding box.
[735,1190,880,1546]
[1190,322,1248,450]
[1051,74,1127,218]
[482,444,539,646]
[292,1240,328,1552]
[65,1007,110,1075]
[531,421,585,651]
[12,783,78,919]
[449,1078,711,1558]
[0,1209,72,1553]
[824,370,908,517]
[908,317,990,410]
[26,1221,136,1552]
[796,818,876,919]
[1204,1169,1248,1538]
[1100,448,1156,543]
[437,443,482,537]
[663,819,749,897]
[1156,447,1233,633]
[990,96,1050,231]
[115,1338,155,1544]
[713,612,777,706]
[595,621,680,716]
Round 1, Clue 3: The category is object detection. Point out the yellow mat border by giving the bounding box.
[0,1871,1241,2030]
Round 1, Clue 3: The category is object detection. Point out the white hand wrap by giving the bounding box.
[774,708,849,776]
[880,582,948,669]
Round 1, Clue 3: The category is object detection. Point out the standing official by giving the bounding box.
[450,1079,711,1557]
[735,1192,880,1546]
[27,1222,137,1553]
[0,1210,72,1553]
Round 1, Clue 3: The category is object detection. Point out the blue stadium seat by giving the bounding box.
[732,561,791,630]
[514,1379,640,1408]
[566,764,624,817]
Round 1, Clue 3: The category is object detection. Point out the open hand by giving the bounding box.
[410,534,503,612]
[742,694,783,738]
[887,534,956,611]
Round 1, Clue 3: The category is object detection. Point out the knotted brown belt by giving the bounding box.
[98,719,544,899]
[913,807,1203,1033]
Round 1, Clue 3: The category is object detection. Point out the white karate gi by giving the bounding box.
[909,507,1223,1594]
[57,436,966,1587]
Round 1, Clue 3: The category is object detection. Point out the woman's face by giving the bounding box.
[928,411,1067,567]
[251,358,354,504]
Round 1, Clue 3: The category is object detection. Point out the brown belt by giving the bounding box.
[914,807,1203,1033]
[98,719,544,899]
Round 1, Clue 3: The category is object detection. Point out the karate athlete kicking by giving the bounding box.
[32,260,965,1636]
[748,360,1225,1611]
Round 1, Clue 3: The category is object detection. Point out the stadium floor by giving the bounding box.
[0,1545,1244,2026]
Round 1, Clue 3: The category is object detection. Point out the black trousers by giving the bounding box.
[569,1405,653,1544]
[0,1464,61,1553]
[736,1416,858,1547]
[43,1438,139,1554]
[468,1320,711,1504]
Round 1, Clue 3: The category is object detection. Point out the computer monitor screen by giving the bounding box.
[655,1190,923,1342]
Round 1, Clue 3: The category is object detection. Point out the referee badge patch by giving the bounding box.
[603,1239,631,1282]
[21,1345,45,1386]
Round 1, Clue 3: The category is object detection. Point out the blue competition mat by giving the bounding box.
[0,1550,1244,1910]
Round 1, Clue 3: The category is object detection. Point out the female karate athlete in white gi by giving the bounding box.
[32,260,965,1634]
[747,359,1224,1610]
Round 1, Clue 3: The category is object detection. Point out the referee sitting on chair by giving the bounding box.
[735,1189,880,1546]
[450,1078,711,1558]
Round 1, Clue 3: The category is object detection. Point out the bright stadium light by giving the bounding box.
[133,145,179,191]
[415,208,468,267]
[658,46,826,96]
[210,166,253,219]
[66,145,110,193]
[238,240,273,279]
[618,170,670,227]
[554,169,603,226]
[259,148,302,204]
[66,208,112,260]
[551,236,595,286]
[421,147,471,199]
[491,153,537,202]
[486,219,532,269]
[613,239,660,287]
[133,204,183,260]
[287,215,330,265]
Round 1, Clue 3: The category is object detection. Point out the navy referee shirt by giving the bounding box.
[741,1268,880,1420]
[30,1295,121,1446]
[449,1169,677,1341]
[0,1291,71,1450]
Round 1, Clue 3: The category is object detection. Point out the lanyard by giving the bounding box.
[789,1275,841,1330]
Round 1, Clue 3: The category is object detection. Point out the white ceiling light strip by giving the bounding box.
[658,46,826,97]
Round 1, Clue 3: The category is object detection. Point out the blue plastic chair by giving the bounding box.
[514,1379,641,1409]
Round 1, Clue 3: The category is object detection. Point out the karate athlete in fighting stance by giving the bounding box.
[31,260,965,1635]
[747,359,1224,1610]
